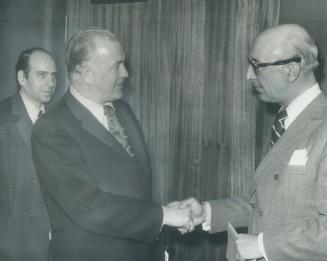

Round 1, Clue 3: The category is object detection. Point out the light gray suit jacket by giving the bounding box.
[210,93,327,260]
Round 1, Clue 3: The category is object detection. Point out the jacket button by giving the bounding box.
[32,179,37,184]
[274,174,279,180]
[259,210,263,217]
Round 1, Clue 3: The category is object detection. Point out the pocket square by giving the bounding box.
[288,149,308,166]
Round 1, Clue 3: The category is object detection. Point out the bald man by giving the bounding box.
[171,24,327,261]
[0,48,57,260]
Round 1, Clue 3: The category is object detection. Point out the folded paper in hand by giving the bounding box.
[226,223,258,261]
[226,223,238,261]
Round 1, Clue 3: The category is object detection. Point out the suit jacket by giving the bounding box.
[0,92,50,261]
[209,93,327,260]
[31,91,163,261]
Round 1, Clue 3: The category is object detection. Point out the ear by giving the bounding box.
[17,70,26,86]
[79,65,94,85]
[287,62,301,82]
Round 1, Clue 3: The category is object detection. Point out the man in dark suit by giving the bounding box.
[0,47,57,260]
[31,28,192,261]
[172,24,327,261]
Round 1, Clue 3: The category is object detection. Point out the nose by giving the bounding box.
[246,65,256,80]
[47,74,57,87]
[120,64,129,79]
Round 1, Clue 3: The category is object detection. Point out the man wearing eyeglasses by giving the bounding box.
[170,24,327,261]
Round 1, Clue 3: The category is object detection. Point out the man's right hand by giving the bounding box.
[166,197,207,232]
[162,205,194,231]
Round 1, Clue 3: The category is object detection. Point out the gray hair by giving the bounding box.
[65,28,118,79]
[283,30,319,72]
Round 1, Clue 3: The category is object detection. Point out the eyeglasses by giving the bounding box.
[247,56,301,75]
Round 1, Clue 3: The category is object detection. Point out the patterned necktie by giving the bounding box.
[103,105,135,157]
[271,107,288,146]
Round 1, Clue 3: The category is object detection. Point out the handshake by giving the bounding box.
[162,197,208,233]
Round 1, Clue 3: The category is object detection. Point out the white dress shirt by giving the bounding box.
[203,83,321,261]
[20,91,45,124]
[284,83,321,129]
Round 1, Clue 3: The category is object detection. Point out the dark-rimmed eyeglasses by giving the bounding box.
[247,56,301,75]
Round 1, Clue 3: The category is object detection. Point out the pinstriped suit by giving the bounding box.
[209,93,327,260]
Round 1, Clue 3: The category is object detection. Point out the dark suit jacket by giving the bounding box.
[209,93,327,260]
[31,91,163,261]
[0,92,50,261]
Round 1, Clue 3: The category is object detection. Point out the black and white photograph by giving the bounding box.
[0,0,327,261]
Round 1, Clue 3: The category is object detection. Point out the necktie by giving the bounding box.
[271,107,288,146]
[103,105,135,157]
[37,110,44,119]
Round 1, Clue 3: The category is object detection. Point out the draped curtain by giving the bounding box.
[65,0,280,260]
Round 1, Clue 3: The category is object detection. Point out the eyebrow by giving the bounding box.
[35,70,57,74]
[111,61,124,66]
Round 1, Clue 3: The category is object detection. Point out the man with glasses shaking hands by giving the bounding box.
[171,24,327,261]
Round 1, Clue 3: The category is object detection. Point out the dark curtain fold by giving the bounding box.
[66,0,280,260]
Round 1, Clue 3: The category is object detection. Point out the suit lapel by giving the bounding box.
[64,92,131,159]
[253,94,327,185]
[11,93,33,150]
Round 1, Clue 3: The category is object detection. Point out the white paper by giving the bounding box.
[226,223,239,261]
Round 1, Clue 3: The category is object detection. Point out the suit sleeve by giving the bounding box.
[0,153,11,224]
[209,195,252,233]
[31,117,163,244]
[263,141,327,261]
[0,116,13,224]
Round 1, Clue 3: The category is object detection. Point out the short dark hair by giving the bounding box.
[65,28,118,79]
[15,47,53,77]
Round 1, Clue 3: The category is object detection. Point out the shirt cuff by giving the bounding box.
[161,206,165,229]
[201,202,211,231]
[258,233,269,260]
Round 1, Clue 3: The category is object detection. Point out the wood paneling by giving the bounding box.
[66,0,280,260]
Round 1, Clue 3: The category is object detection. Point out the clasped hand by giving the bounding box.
[163,197,206,233]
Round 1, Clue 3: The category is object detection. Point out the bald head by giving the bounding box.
[252,24,318,72]
[247,24,319,106]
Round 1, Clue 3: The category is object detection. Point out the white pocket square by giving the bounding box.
[288,149,308,166]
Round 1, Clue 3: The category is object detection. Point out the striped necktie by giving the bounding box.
[271,107,288,147]
[103,104,135,157]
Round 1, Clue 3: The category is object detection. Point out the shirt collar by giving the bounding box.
[284,83,321,129]
[20,90,45,124]
[70,86,113,126]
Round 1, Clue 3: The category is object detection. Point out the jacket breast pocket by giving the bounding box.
[284,165,308,175]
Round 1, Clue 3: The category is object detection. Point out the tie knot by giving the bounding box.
[103,104,115,117]
[277,107,287,120]
[271,106,288,146]
[37,110,44,119]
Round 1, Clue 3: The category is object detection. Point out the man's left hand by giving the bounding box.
[236,234,263,261]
